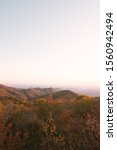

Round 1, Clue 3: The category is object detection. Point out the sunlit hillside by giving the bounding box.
[0,84,99,150]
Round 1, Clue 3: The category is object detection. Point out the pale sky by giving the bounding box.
[0,0,99,90]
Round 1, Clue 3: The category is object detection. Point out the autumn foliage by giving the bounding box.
[0,96,99,150]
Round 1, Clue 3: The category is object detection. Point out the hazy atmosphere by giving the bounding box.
[0,0,99,94]
[0,1,100,149]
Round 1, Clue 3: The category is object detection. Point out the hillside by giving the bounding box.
[18,87,54,99]
[0,84,26,99]
[0,84,100,150]
[0,84,99,102]
[0,84,82,101]
[0,84,56,100]
[44,90,79,101]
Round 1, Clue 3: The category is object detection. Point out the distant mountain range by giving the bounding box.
[0,84,79,101]
[0,84,99,101]
[40,90,79,101]
[0,84,56,100]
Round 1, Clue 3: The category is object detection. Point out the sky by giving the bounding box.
[0,0,99,91]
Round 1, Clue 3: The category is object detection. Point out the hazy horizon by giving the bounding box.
[0,0,99,91]
[0,82,100,97]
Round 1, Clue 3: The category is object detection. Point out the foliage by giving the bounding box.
[0,96,100,150]
[0,114,29,150]
[41,113,65,150]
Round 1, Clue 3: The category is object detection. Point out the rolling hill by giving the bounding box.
[0,84,56,100]
[0,84,99,102]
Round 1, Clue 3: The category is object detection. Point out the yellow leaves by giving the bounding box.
[41,113,65,150]
[0,94,99,150]
[33,98,48,104]
[42,113,57,136]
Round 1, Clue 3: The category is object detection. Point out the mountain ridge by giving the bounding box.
[0,84,99,102]
[0,84,57,100]
[0,84,79,100]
